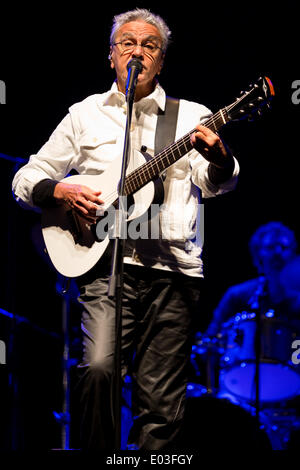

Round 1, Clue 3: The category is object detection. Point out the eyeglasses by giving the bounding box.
[113,39,163,55]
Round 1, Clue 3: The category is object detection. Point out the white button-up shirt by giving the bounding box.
[12,82,239,277]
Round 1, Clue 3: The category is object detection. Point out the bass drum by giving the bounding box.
[180,393,272,450]
[219,312,300,403]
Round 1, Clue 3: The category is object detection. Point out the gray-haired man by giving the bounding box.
[12,8,239,450]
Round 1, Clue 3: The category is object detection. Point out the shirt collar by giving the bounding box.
[104,80,166,112]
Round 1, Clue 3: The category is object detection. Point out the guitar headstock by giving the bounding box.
[226,76,275,122]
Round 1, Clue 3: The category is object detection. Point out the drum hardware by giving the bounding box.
[191,332,224,396]
[259,408,300,450]
[186,382,211,397]
[218,311,300,404]
[190,307,300,449]
[254,301,261,422]
[248,276,267,422]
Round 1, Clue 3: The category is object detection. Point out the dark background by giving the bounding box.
[0,1,299,450]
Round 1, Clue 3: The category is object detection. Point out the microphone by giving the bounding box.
[126,59,143,101]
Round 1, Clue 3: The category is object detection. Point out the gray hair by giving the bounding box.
[110,8,172,53]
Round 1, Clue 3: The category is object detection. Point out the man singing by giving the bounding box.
[12,8,239,450]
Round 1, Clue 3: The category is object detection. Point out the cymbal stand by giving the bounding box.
[249,277,266,424]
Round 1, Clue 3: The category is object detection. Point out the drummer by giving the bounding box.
[280,255,300,314]
[206,221,298,336]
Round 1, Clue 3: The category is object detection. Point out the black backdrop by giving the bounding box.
[0,1,299,450]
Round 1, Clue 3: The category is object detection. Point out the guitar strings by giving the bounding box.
[96,86,268,209]
[100,130,195,208]
[97,109,229,208]
[96,100,242,209]
[126,96,250,190]
[124,109,227,191]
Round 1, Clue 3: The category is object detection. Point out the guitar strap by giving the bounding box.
[154,96,180,155]
[123,97,180,260]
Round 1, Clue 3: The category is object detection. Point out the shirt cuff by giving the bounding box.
[207,155,235,186]
[32,178,60,208]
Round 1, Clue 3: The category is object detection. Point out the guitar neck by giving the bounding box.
[124,107,229,195]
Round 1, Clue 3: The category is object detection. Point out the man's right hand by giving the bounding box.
[53,182,104,223]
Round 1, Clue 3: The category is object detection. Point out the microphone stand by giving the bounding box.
[108,60,141,449]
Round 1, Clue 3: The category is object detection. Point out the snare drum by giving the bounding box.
[219,312,300,403]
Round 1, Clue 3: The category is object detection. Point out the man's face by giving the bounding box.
[110,20,164,96]
[257,233,296,274]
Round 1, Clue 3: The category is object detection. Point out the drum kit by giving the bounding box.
[189,310,300,450]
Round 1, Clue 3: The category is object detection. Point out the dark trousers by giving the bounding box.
[75,262,202,450]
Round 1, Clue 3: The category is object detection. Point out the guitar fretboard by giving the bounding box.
[124,107,229,196]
